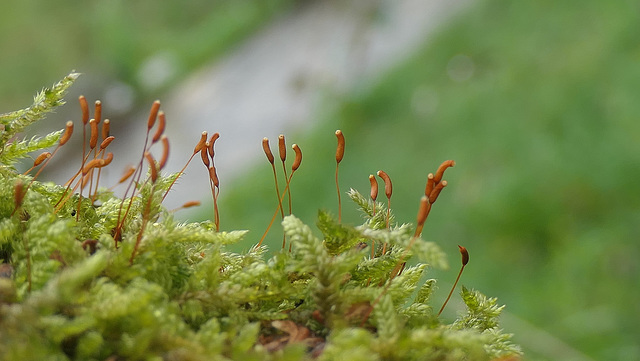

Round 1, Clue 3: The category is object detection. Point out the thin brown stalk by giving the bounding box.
[257,172,295,248]
[263,137,286,248]
[257,143,302,249]
[335,130,345,222]
[377,170,393,254]
[25,121,73,192]
[438,245,469,316]
[209,166,220,231]
[129,183,156,265]
[23,152,51,175]
[278,135,292,214]
[162,131,207,201]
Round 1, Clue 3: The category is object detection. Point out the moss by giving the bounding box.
[0,73,520,360]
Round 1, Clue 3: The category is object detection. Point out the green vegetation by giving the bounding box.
[219,0,640,360]
[4,0,638,359]
[0,74,520,360]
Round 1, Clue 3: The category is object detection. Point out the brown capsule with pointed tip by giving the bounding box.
[147,100,161,130]
[100,136,115,150]
[89,119,99,149]
[82,159,105,175]
[144,152,158,183]
[101,152,114,167]
[278,134,286,162]
[291,144,302,171]
[152,111,166,143]
[201,143,211,167]
[159,135,170,170]
[60,121,74,146]
[33,152,52,167]
[438,245,469,317]
[424,173,435,198]
[102,119,110,140]
[434,160,455,183]
[14,179,25,209]
[377,170,392,200]
[458,245,469,266]
[94,100,102,124]
[207,133,220,159]
[369,174,378,201]
[335,130,345,163]
[416,196,430,227]
[193,131,208,154]
[209,166,219,188]
[119,166,136,184]
[262,137,274,164]
[79,96,89,125]
[428,180,447,204]
[181,200,201,209]
[413,196,432,238]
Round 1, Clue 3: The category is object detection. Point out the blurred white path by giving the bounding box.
[95,0,471,209]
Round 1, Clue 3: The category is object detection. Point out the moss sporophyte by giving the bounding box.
[0,72,521,360]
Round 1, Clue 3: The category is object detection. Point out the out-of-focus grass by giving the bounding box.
[0,0,295,111]
[216,0,640,360]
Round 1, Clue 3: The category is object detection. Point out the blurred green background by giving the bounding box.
[0,0,294,116]
[2,0,639,360]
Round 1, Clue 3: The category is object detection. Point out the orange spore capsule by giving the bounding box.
[119,166,136,184]
[335,130,345,163]
[100,136,115,150]
[428,180,447,204]
[368,174,378,201]
[89,119,99,149]
[424,173,435,198]
[209,166,219,188]
[291,144,302,171]
[159,135,170,170]
[193,131,207,154]
[144,152,158,183]
[14,179,25,208]
[458,245,469,266]
[147,100,161,130]
[152,111,166,143]
[82,159,105,175]
[377,170,392,199]
[181,200,201,209]
[60,121,74,146]
[201,143,211,167]
[102,119,110,140]
[278,134,286,162]
[94,100,102,123]
[262,137,274,164]
[101,152,114,167]
[416,196,430,226]
[33,152,52,167]
[79,96,89,125]
[207,133,220,158]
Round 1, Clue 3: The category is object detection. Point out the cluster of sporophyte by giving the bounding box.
[0,72,521,360]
